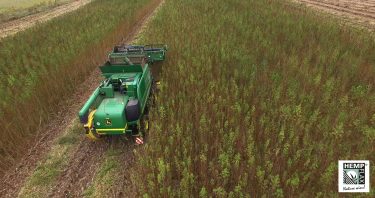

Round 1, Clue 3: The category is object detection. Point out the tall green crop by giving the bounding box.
[133,0,375,196]
[0,0,160,174]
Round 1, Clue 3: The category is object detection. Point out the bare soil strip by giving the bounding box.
[111,145,137,198]
[0,0,92,39]
[294,0,375,30]
[0,0,163,197]
[47,138,111,198]
[82,140,136,198]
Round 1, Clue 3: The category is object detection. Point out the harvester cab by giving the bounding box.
[78,44,167,143]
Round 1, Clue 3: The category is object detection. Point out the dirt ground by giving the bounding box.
[0,0,163,197]
[294,0,375,31]
[0,0,92,39]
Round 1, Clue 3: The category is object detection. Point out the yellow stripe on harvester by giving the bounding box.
[96,124,127,134]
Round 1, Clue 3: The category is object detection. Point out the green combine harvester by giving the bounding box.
[79,44,167,143]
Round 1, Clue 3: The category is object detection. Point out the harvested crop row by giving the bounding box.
[0,0,92,39]
[294,0,375,31]
[298,0,375,19]
[131,0,375,196]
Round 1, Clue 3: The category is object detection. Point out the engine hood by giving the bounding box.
[93,94,129,134]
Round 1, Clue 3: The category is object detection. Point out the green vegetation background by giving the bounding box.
[133,0,375,197]
[0,0,152,174]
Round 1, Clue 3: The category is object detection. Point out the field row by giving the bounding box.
[0,0,163,196]
[0,0,152,175]
[295,0,375,30]
[131,0,375,196]
[0,0,91,39]
[0,0,75,23]
[0,0,374,196]
[300,0,375,17]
